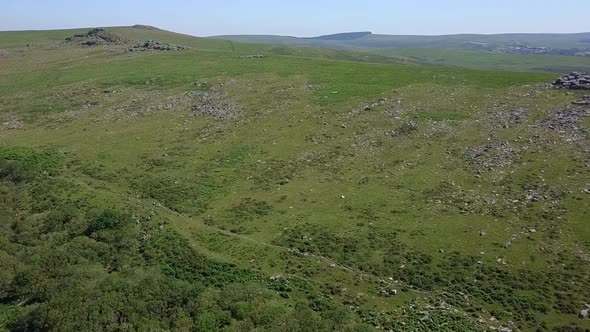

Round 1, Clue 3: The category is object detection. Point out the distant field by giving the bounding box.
[214,32,590,50]
[215,31,590,72]
[373,48,590,73]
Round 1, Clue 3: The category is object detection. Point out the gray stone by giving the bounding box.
[66,28,128,46]
[553,72,590,90]
[128,40,188,52]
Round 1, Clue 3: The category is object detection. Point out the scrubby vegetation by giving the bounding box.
[0,154,370,331]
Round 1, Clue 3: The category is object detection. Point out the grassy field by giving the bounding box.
[214,33,590,73]
[373,48,590,73]
[1,26,589,331]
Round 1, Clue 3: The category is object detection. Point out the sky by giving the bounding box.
[2,0,589,37]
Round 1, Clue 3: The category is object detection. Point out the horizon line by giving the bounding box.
[1,25,590,38]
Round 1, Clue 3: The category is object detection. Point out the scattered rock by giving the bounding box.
[192,81,207,88]
[270,275,283,282]
[303,84,321,91]
[573,95,590,105]
[2,116,23,130]
[132,24,158,30]
[380,288,398,297]
[191,90,240,120]
[419,312,430,322]
[545,99,590,143]
[128,40,188,52]
[526,190,542,202]
[362,98,388,111]
[288,248,305,256]
[466,142,518,170]
[391,120,417,137]
[580,308,589,319]
[240,54,265,59]
[65,28,128,46]
[552,72,590,90]
[81,101,99,109]
[491,108,529,129]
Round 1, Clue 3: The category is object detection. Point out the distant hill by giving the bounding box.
[0,25,232,51]
[0,25,413,66]
[213,32,590,56]
[309,31,372,41]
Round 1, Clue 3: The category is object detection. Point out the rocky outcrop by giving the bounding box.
[240,54,265,59]
[552,72,590,90]
[128,40,188,52]
[572,95,590,105]
[544,95,590,143]
[65,28,128,46]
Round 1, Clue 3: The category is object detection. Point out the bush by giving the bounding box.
[0,159,29,182]
[0,147,63,175]
[85,209,132,234]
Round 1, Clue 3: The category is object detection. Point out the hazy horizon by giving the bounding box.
[2,0,590,37]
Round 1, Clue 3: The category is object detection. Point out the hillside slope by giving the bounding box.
[0,26,589,331]
[0,25,231,51]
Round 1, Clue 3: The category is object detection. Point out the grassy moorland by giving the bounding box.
[0,26,589,331]
[373,48,590,73]
[214,31,590,50]
[214,32,590,73]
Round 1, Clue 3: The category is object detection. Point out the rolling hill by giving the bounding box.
[214,31,590,73]
[214,31,590,51]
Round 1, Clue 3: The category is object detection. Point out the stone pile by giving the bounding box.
[240,54,265,59]
[65,28,127,46]
[128,40,188,52]
[191,90,240,120]
[465,142,518,170]
[363,98,388,111]
[552,72,590,90]
[572,95,590,105]
[2,116,23,130]
[545,95,590,143]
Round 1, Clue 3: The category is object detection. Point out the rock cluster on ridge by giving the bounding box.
[552,72,590,90]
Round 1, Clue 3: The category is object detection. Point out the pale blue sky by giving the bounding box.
[2,0,589,36]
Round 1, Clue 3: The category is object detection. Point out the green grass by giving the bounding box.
[0,27,589,331]
[374,48,590,73]
[0,146,63,173]
[0,28,90,48]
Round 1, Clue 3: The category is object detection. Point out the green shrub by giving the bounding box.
[0,159,29,182]
[85,209,132,234]
[229,198,273,221]
[0,147,63,174]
